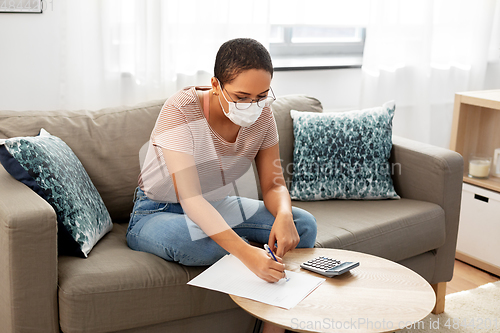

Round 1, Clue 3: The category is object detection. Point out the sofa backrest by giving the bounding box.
[270,95,323,187]
[0,94,322,221]
[0,100,164,222]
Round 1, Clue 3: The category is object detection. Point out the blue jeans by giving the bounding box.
[127,187,317,266]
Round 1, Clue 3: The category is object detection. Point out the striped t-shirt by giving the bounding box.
[139,86,279,203]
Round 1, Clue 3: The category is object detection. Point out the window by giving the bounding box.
[270,25,366,57]
[269,0,369,70]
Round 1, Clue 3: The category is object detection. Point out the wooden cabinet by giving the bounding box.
[450,90,500,191]
[450,89,500,276]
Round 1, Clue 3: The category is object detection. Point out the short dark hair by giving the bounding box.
[214,38,273,85]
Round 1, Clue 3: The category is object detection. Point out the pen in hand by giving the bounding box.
[264,244,288,281]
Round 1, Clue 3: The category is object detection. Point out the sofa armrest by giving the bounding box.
[390,136,463,284]
[0,165,59,333]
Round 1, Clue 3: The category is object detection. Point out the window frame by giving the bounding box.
[269,25,366,70]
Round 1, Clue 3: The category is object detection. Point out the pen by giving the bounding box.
[264,244,287,280]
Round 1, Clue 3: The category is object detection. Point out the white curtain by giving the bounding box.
[58,0,270,111]
[58,0,500,148]
[361,0,500,148]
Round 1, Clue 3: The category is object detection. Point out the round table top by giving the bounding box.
[230,248,436,333]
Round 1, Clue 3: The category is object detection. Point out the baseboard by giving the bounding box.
[456,251,500,277]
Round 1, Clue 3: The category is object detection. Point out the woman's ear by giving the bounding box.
[210,77,220,96]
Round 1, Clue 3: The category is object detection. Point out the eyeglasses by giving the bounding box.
[222,86,276,111]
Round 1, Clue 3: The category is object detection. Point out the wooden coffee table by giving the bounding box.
[230,248,436,333]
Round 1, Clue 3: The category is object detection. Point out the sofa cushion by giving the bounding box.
[0,100,164,222]
[58,223,239,333]
[270,95,323,190]
[292,198,446,263]
[289,102,399,200]
[0,129,112,257]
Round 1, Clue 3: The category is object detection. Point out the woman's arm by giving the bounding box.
[162,148,285,282]
[255,143,300,258]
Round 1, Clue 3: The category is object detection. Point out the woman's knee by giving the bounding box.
[292,207,317,248]
[127,215,228,266]
[177,238,229,266]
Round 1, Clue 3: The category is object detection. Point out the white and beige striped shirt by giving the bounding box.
[139,86,279,203]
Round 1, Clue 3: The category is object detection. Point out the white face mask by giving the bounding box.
[218,85,264,127]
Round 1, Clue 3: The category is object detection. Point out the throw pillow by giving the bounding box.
[0,129,113,257]
[289,101,400,200]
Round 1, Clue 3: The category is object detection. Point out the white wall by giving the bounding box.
[0,1,364,112]
[0,0,62,111]
[272,68,362,112]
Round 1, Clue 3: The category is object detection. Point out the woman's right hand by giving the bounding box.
[240,246,286,283]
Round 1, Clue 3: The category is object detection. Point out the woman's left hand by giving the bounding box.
[268,211,300,258]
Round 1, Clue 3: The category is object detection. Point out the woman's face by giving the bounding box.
[214,69,272,113]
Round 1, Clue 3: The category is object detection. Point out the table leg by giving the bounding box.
[253,318,263,333]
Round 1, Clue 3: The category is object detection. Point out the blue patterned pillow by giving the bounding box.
[289,102,400,200]
[0,129,112,257]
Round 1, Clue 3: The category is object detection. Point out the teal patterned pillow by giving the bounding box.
[289,102,400,200]
[0,129,112,257]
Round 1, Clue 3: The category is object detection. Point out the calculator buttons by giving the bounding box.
[300,256,360,277]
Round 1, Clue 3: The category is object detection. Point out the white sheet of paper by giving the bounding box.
[187,254,325,310]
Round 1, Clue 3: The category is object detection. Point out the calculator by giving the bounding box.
[300,256,359,277]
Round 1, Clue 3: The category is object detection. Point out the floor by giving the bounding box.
[446,259,500,295]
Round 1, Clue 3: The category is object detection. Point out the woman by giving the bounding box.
[127,38,317,332]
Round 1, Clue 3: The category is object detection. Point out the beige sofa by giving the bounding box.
[0,95,463,333]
